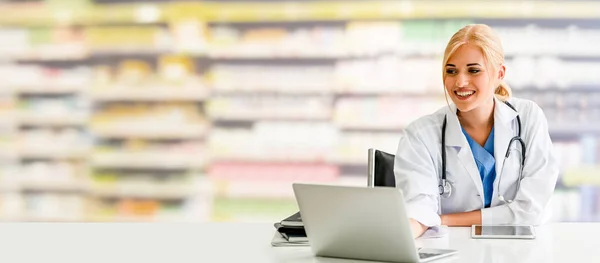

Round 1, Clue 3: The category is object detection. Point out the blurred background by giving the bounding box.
[0,0,598,222]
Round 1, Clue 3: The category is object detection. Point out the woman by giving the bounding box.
[394,24,559,238]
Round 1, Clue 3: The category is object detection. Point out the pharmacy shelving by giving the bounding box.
[0,63,92,221]
[83,49,211,222]
[2,0,600,222]
[200,2,600,223]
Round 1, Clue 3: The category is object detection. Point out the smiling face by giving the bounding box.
[444,44,503,112]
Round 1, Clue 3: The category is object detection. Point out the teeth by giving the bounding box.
[456,91,475,97]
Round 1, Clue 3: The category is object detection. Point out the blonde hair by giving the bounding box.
[442,24,511,101]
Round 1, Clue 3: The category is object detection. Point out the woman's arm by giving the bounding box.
[410,218,429,238]
[441,210,482,226]
[412,211,481,238]
[395,126,442,232]
[480,102,559,225]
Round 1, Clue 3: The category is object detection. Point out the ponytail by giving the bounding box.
[495,80,511,101]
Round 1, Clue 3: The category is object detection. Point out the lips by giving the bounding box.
[454,89,476,100]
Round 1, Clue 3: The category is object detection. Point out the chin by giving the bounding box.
[452,100,478,113]
[456,103,476,111]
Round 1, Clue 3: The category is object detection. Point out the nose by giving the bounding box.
[455,74,469,88]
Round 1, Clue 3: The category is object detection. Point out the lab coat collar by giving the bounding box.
[494,96,519,126]
[444,96,518,147]
[444,102,483,200]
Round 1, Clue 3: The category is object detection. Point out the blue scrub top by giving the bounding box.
[461,127,496,208]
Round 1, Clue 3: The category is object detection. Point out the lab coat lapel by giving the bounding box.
[444,105,485,200]
[493,97,519,202]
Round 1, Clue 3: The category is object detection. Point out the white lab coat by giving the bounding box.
[394,96,559,227]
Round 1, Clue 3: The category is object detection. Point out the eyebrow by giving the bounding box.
[445,63,482,67]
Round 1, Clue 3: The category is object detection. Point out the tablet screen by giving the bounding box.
[472,225,534,236]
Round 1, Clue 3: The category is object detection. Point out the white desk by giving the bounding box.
[0,223,597,263]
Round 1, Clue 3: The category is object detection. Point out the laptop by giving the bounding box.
[292,183,458,263]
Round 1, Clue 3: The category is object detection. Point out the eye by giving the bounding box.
[445,69,457,74]
[469,68,481,74]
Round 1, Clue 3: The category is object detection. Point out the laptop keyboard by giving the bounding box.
[419,252,442,259]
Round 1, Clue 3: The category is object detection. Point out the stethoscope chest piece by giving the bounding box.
[439,179,452,198]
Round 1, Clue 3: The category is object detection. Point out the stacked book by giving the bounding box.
[271,211,308,247]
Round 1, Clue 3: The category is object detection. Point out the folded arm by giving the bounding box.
[481,103,558,225]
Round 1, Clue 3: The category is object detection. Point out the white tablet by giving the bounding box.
[471,225,536,239]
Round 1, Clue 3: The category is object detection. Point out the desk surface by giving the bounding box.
[0,222,596,263]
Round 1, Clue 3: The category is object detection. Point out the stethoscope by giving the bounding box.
[439,101,526,204]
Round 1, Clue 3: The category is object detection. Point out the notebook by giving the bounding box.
[270,231,309,247]
[280,211,302,227]
[275,223,307,242]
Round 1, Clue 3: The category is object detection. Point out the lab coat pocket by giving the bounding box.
[440,167,478,214]
[497,146,523,201]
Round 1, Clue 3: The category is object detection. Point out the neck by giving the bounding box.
[457,98,495,130]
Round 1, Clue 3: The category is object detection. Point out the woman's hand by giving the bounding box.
[440,210,481,226]
[409,218,428,238]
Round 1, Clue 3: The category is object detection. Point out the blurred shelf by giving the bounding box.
[13,86,85,95]
[334,91,445,97]
[90,88,209,102]
[0,2,171,26]
[210,52,600,60]
[90,186,194,199]
[212,88,333,96]
[92,152,205,169]
[208,162,340,182]
[207,54,344,61]
[20,181,88,192]
[12,50,206,62]
[329,158,367,166]
[515,86,600,93]
[0,184,20,192]
[90,49,173,57]
[209,113,331,122]
[12,53,89,62]
[0,147,18,159]
[210,153,328,163]
[505,54,600,60]
[336,123,406,132]
[212,180,298,199]
[2,1,600,26]
[18,148,89,159]
[563,166,600,187]
[549,123,600,135]
[17,113,88,126]
[0,115,14,125]
[200,1,600,21]
[91,125,208,139]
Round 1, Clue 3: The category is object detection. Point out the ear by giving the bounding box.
[497,64,506,81]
